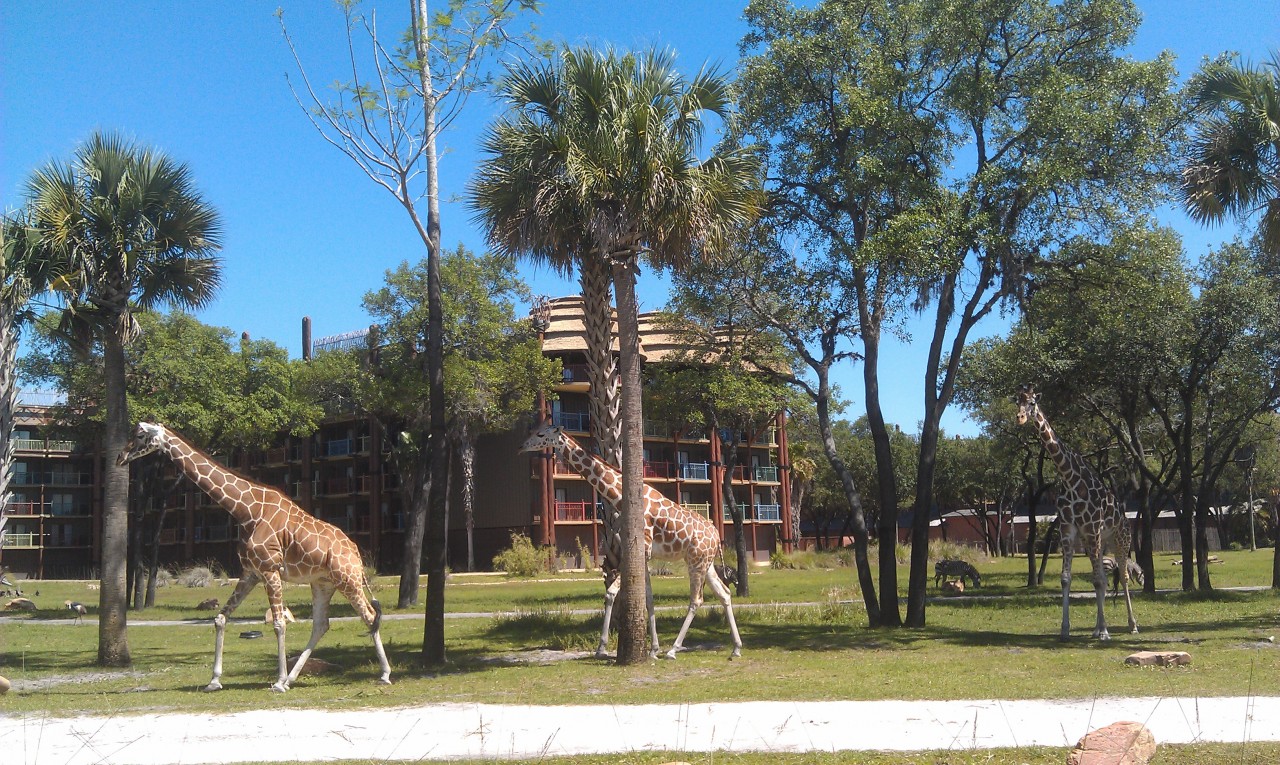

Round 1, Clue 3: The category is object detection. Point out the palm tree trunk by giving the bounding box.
[0,299,18,554]
[99,330,132,666]
[612,258,648,665]
[397,445,430,607]
[581,256,621,465]
[461,431,476,572]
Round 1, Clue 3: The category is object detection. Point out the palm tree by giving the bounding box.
[1182,51,1280,255]
[0,217,52,553]
[22,132,222,666]
[471,46,761,664]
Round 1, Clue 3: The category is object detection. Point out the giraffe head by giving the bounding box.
[116,422,168,465]
[1014,385,1041,426]
[519,425,568,453]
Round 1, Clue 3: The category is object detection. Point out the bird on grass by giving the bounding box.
[65,600,88,624]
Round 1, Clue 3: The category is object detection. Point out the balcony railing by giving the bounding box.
[643,461,674,480]
[322,476,372,495]
[752,465,780,483]
[4,502,51,516]
[322,438,353,457]
[679,462,709,481]
[643,420,671,438]
[554,501,603,522]
[12,438,76,452]
[1,532,39,547]
[14,471,93,486]
[158,528,187,545]
[560,364,589,384]
[682,502,711,520]
[755,504,782,522]
[553,411,590,432]
[722,503,783,522]
[193,526,233,543]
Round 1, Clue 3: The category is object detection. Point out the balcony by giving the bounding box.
[755,504,782,522]
[643,420,671,438]
[322,476,372,495]
[321,438,353,458]
[1,532,39,548]
[554,501,603,522]
[158,528,187,545]
[14,471,93,486]
[752,465,780,483]
[722,504,783,522]
[12,438,76,452]
[193,526,233,543]
[679,462,710,481]
[560,364,590,384]
[383,512,406,531]
[4,501,52,516]
[682,502,711,520]
[553,411,590,432]
[643,461,674,480]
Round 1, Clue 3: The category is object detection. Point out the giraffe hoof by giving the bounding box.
[203,681,223,692]
[730,649,741,660]
[270,682,289,693]
[377,676,392,685]
[663,649,678,660]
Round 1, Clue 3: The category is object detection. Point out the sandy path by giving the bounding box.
[4,696,1278,764]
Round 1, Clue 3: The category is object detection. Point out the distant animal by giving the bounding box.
[1101,556,1145,597]
[4,597,36,611]
[933,559,981,589]
[196,598,220,611]
[265,606,296,624]
[65,600,88,624]
[714,563,738,587]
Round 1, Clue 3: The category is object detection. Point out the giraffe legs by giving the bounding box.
[205,571,261,692]
[340,579,393,685]
[1087,548,1111,641]
[596,570,620,659]
[263,571,291,692]
[645,569,661,659]
[1116,533,1139,635]
[281,583,334,690]
[665,564,742,659]
[1059,531,1075,641]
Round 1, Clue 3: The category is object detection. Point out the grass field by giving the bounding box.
[2,549,1277,719]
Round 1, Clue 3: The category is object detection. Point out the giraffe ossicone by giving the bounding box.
[1015,387,1138,641]
[117,421,392,691]
[521,425,742,659]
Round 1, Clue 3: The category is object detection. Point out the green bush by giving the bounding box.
[492,532,555,577]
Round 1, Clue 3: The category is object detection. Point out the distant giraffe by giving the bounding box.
[117,422,391,691]
[1016,387,1138,640]
[521,425,741,658]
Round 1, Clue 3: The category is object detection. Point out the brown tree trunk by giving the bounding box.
[98,330,132,666]
[612,258,649,665]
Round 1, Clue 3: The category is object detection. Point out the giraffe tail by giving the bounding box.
[369,598,383,635]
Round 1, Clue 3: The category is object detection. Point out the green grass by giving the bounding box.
[2,550,1277,717]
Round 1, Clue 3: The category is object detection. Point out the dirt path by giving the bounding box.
[4,695,1278,764]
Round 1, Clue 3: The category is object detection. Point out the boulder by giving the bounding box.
[941,580,965,594]
[1124,650,1191,667]
[4,597,36,611]
[286,655,337,676]
[195,598,220,611]
[0,675,10,694]
[1067,721,1156,765]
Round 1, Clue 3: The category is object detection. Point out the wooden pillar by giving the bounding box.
[776,410,794,553]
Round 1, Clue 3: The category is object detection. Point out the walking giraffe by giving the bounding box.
[521,425,742,658]
[116,422,391,691]
[1015,387,1138,640]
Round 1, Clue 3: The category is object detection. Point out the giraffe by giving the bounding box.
[116,422,391,691]
[1015,387,1138,640]
[521,425,742,658]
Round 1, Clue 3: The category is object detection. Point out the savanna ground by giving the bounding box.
[2,548,1278,764]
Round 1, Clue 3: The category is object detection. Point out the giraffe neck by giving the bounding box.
[555,435,624,506]
[160,430,259,524]
[1032,408,1074,477]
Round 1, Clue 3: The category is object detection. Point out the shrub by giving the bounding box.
[492,532,554,577]
[177,565,214,588]
[153,568,174,588]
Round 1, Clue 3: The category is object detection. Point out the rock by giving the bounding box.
[1124,650,1191,667]
[1067,721,1156,765]
[286,655,337,676]
[195,598,220,611]
[941,580,965,594]
[4,597,36,611]
[0,675,10,694]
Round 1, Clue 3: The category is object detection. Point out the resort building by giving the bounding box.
[0,297,794,579]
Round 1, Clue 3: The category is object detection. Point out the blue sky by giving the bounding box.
[2,1,1275,436]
